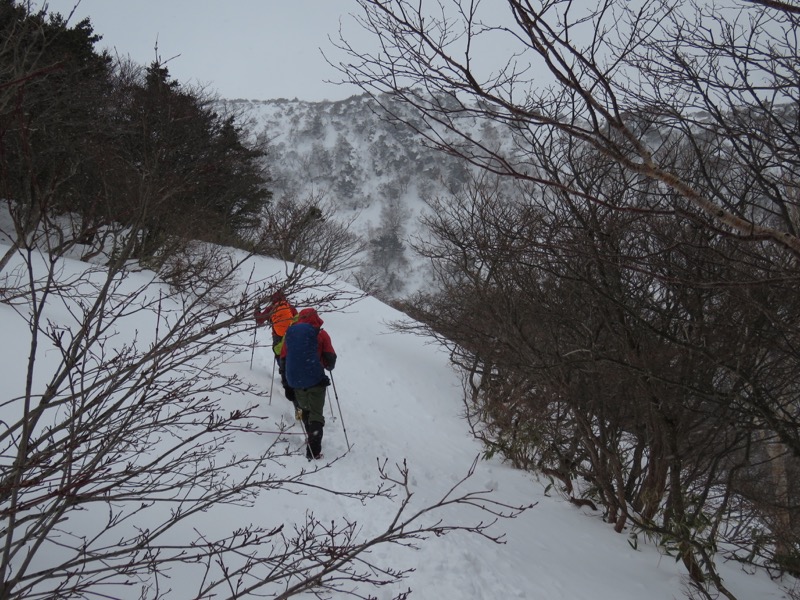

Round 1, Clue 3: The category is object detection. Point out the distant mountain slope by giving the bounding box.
[223,94,481,299]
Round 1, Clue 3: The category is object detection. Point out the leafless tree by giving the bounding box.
[256,193,367,276]
[337,2,800,591]
[336,0,800,256]
[397,161,800,595]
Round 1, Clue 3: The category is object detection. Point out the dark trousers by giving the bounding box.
[295,385,326,425]
[303,417,324,458]
[297,385,326,457]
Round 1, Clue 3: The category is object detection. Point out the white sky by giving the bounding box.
[39,0,367,101]
[36,0,614,105]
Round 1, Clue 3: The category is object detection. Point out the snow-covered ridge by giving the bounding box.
[221,93,485,299]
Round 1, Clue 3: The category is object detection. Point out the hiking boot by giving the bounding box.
[305,448,323,460]
[306,421,323,457]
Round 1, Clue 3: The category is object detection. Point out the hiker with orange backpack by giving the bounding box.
[254,290,298,406]
[280,308,337,460]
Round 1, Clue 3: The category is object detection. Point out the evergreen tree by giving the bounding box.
[0,1,113,261]
[108,62,269,259]
[1,2,270,267]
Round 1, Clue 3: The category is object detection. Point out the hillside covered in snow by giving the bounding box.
[224,93,490,299]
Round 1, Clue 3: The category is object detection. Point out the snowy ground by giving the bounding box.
[238,256,788,600]
[0,246,791,599]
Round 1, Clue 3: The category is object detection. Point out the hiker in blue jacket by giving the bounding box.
[280,308,337,460]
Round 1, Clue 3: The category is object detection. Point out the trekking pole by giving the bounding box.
[329,372,351,452]
[269,357,276,406]
[249,326,257,370]
[326,387,335,420]
[298,414,314,458]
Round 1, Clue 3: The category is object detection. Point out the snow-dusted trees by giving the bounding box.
[338,0,800,594]
[358,199,411,298]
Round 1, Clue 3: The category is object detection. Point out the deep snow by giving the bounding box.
[0,246,791,599]
[232,256,789,599]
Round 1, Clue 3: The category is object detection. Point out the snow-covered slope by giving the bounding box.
[0,238,788,598]
[238,256,787,600]
[224,94,477,299]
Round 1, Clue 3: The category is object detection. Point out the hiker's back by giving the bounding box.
[271,300,296,338]
[284,322,325,389]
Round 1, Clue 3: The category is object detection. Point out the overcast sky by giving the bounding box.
[39,0,367,102]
